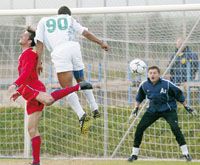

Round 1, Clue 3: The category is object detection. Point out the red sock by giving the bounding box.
[51,84,80,101]
[31,136,41,164]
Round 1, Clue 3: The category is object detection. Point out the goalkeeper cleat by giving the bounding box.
[183,154,192,162]
[79,81,93,90]
[79,113,91,134]
[128,155,138,162]
[92,109,101,119]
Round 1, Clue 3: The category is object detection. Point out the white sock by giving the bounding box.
[66,93,85,119]
[180,144,189,155]
[82,90,98,111]
[131,147,140,156]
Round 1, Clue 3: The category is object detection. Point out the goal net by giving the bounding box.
[0,5,199,160]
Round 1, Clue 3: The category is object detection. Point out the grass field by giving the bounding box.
[1,106,200,161]
[0,159,199,165]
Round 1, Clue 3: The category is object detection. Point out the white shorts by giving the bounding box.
[51,42,85,73]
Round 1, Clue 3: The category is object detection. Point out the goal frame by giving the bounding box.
[1,4,200,160]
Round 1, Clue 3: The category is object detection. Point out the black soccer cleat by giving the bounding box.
[183,154,192,162]
[79,113,91,134]
[92,109,101,119]
[79,81,93,90]
[128,155,138,162]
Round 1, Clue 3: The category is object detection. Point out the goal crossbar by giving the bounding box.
[1,4,200,16]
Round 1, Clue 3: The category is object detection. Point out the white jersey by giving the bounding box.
[35,14,88,52]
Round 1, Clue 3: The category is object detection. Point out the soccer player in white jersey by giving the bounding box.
[35,6,109,134]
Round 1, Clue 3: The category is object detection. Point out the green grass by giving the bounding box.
[0,106,200,159]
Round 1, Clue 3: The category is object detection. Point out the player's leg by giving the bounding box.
[72,43,99,119]
[57,71,91,134]
[128,111,159,162]
[51,43,91,134]
[28,111,42,165]
[74,70,100,119]
[35,82,92,106]
[17,84,79,106]
[162,110,191,161]
[57,71,85,119]
[51,43,86,120]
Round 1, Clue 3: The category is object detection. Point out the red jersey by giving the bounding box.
[15,48,39,86]
[13,47,46,115]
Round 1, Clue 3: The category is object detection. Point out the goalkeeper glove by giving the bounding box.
[184,105,197,115]
[132,107,139,117]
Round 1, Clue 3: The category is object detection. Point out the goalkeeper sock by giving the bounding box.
[67,93,85,119]
[180,144,189,155]
[31,136,41,164]
[51,84,80,101]
[131,147,140,156]
[82,90,98,111]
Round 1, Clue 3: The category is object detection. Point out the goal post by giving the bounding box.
[0,4,200,160]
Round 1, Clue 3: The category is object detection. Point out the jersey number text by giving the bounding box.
[46,18,68,33]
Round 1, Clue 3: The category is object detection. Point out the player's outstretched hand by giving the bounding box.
[10,91,20,101]
[132,107,139,117]
[100,41,109,51]
[184,105,197,115]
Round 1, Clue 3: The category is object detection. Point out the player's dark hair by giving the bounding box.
[26,26,35,47]
[58,6,71,15]
[148,66,160,74]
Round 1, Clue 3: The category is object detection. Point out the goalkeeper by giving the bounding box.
[128,66,197,162]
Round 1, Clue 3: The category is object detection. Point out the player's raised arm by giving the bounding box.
[70,16,109,51]
[35,19,45,74]
[82,30,109,51]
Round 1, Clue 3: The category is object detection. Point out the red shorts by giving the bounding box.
[17,80,46,115]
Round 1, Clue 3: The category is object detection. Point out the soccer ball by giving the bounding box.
[129,59,147,74]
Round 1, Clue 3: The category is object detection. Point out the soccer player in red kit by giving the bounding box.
[8,27,92,165]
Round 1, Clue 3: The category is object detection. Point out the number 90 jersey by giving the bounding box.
[35,14,88,52]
